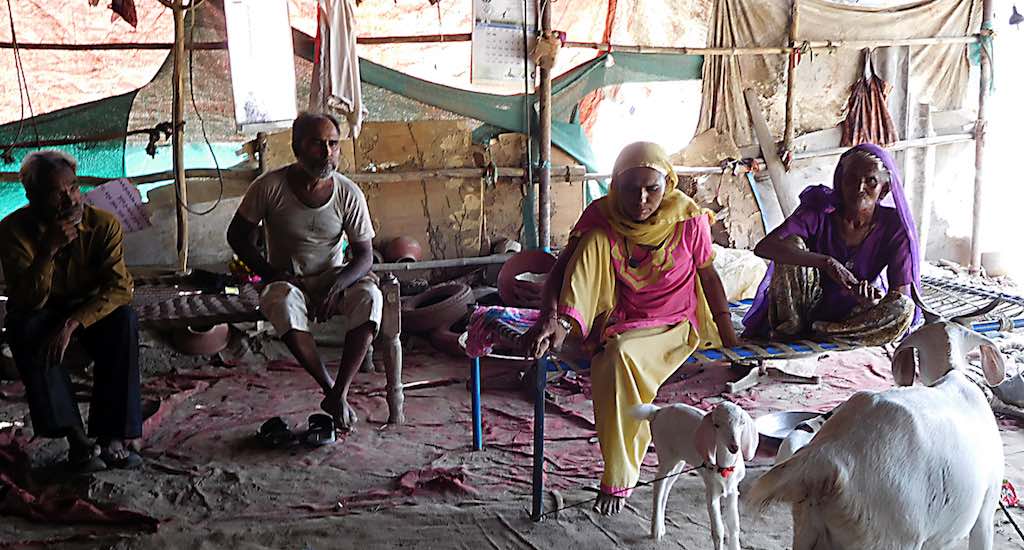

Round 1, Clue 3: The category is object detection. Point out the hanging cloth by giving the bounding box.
[840,49,898,147]
[309,0,366,138]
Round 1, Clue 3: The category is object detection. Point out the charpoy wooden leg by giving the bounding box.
[379,273,405,425]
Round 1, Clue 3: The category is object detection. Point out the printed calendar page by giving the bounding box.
[471,0,538,86]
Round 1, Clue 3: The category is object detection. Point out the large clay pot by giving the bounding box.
[401,282,473,333]
[497,250,557,308]
[171,324,230,356]
[384,236,423,263]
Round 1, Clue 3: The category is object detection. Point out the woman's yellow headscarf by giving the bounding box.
[600,142,709,248]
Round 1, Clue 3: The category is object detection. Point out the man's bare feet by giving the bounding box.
[320,395,358,430]
[594,492,626,515]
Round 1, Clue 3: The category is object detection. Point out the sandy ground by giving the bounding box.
[2,336,1024,549]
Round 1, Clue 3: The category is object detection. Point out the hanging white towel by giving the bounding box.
[309,0,366,139]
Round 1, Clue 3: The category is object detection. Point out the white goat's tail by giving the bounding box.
[746,451,844,511]
[630,403,661,421]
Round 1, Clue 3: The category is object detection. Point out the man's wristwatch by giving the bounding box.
[556,315,573,333]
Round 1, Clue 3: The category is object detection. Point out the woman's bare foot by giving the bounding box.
[594,492,626,515]
[102,439,130,462]
[98,438,143,469]
[320,395,358,431]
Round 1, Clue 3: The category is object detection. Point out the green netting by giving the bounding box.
[0,90,137,178]
[361,52,704,173]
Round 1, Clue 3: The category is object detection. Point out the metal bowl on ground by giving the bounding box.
[755,410,821,441]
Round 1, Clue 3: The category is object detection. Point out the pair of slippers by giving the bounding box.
[68,445,143,474]
[257,414,336,449]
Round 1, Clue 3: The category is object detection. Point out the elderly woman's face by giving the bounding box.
[837,153,890,212]
[30,165,82,224]
[615,167,666,222]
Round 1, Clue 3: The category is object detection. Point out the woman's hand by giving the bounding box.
[523,314,568,359]
[820,256,859,291]
[713,312,741,348]
[855,280,884,305]
[720,326,741,348]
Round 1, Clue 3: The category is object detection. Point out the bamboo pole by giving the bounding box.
[370,254,512,272]
[0,41,226,50]
[0,168,257,185]
[2,34,979,54]
[357,33,471,45]
[171,0,189,273]
[916,104,936,253]
[783,0,800,153]
[970,1,994,272]
[790,133,974,161]
[537,4,553,251]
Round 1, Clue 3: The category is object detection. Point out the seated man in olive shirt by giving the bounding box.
[0,150,141,472]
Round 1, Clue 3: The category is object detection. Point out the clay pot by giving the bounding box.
[384,236,423,263]
[429,315,471,357]
[497,250,557,308]
[401,282,473,333]
[491,238,523,255]
[171,324,230,356]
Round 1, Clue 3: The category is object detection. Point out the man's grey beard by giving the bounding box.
[299,159,335,179]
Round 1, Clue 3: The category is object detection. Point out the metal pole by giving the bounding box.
[783,0,800,154]
[171,0,189,273]
[969,0,993,272]
[531,357,547,521]
[537,1,553,251]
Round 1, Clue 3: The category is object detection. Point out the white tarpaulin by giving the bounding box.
[698,0,982,145]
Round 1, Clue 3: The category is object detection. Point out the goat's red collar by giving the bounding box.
[704,463,736,478]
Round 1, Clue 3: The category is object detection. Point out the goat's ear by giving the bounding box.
[962,329,1006,386]
[695,413,716,464]
[979,341,1006,386]
[892,346,917,386]
[739,409,759,461]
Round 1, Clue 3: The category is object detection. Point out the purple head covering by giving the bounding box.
[742,143,921,338]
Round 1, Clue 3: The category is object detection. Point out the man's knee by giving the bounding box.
[346,280,383,324]
[260,281,305,315]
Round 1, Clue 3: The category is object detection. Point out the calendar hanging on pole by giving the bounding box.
[471,0,538,87]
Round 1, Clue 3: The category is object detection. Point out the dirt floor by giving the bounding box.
[2,334,1024,549]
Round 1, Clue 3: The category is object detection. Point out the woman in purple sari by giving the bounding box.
[742,143,919,345]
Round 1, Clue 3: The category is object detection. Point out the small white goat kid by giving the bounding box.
[632,401,758,548]
[748,315,1006,550]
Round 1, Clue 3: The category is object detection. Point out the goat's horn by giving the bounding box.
[950,298,1002,326]
[910,283,943,324]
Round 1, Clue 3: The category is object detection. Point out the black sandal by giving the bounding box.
[257,416,296,449]
[67,445,108,474]
[303,414,336,446]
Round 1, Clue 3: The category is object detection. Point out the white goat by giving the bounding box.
[747,304,1006,550]
[632,401,758,548]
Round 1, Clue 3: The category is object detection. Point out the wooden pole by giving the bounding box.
[783,0,800,153]
[3,34,979,54]
[970,0,993,272]
[744,88,793,221]
[171,0,189,273]
[916,104,936,254]
[537,2,553,251]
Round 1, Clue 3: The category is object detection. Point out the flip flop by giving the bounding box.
[67,446,108,474]
[100,448,144,470]
[303,413,336,446]
[257,416,295,449]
